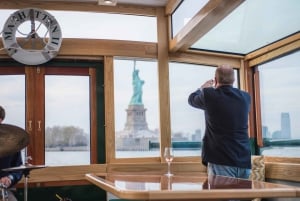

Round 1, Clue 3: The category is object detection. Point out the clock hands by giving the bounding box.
[17,9,48,51]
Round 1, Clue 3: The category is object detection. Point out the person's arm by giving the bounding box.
[188,79,214,109]
[9,152,23,187]
[188,89,206,109]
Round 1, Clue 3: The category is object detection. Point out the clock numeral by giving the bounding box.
[15,11,27,22]
[4,33,13,40]
[51,37,61,45]
[35,10,42,19]
[41,13,50,21]
[51,25,60,33]
[3,24,15,40]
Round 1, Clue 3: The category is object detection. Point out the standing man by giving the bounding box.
[0,106,23,201]
[188,65,251,179]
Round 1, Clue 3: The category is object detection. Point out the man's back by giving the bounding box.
[202,85,251,169]
[188,65,252,179]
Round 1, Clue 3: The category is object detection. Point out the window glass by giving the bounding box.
[114,59,159,158]
[191,0,300,54]
[45,75,90,165]
[258,50,300,157]
[0,75,26,161]
[169,62,238,156]
[0,75,25,127]
[0,9,157,42]
[171,0,209,37]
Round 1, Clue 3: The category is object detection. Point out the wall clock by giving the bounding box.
[1,8,62,65]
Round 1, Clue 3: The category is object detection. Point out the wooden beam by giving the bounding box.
[248,39,300,67]
[156,7,171,156]
[165,0,182,15]
[104,56,115,163]
[59,39,157,58]
[0,0,157,16]
[169,0,244,52]
[1,38,157,58]
[169,51,242,68]
[245,32,300,61]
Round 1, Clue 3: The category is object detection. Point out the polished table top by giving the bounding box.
[85,173,299,200]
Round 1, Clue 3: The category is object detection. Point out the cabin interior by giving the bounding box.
[0,0,299,201]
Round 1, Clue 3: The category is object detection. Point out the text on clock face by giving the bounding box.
[3,8,62,46]
[1,8,62,65]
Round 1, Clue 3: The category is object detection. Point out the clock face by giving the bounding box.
[2,8,62,65]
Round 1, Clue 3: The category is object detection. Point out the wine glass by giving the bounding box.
[164,147,174,177]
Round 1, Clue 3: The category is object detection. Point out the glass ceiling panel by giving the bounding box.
[191,0,300,55]
[171,0,209,37]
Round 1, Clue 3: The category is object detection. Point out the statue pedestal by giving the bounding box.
[124,104,148,132]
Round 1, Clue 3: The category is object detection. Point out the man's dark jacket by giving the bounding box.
[188,85,251,169]
[0,152,23,187]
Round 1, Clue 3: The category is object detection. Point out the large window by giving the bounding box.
[45,75,90,165]
[0,9,157,42]
[0,69,26,161]
[0,74,25,127]
[169,62,238,157]
[258,50,300,157]
[0,66,95,166]
[114,59,159,158]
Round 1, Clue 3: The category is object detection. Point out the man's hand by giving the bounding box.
[201,79,214,89]
[0,176,12,187]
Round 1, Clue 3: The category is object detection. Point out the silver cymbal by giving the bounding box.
[2,164,46,172]
[0,124,29,157]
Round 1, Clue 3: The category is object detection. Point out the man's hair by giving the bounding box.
[215,64,235,85]
[0,106,5,120]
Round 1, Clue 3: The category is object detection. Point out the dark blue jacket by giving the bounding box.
[188,85,251,169]
[0,152,23,187]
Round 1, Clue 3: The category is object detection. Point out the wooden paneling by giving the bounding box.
[18,164,107,184]
[14,158,300,186]
[264,157,300,182]
[265,162,300,182]
[107,162,206,174]
[264,156,300,164]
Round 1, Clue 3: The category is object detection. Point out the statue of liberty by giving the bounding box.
[129,61,144,105]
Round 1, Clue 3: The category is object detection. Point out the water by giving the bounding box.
[44,147,299,166]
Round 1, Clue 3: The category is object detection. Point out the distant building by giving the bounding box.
[281,112,291,139]
[192,129,202,141]
[272,130,282,139]
[262,126,269,138]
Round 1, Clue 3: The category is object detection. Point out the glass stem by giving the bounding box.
[167,162,171,174]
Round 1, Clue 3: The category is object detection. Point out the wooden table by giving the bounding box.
[85,173,299,200]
